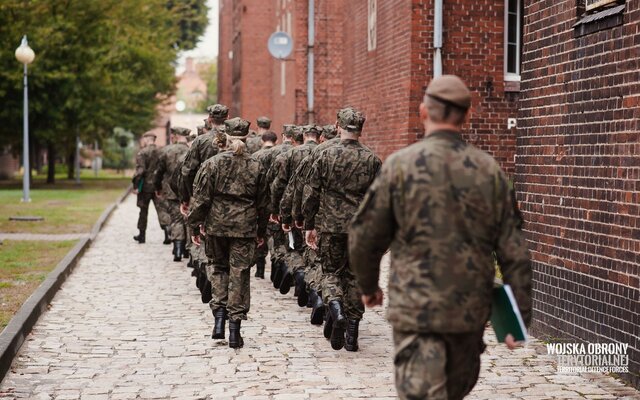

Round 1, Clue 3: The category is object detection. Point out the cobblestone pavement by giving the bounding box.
[0,233,89,241]
[0,195,638,399]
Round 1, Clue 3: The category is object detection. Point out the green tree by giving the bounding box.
[195,59,218,113]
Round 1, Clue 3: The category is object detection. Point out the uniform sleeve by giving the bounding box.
[279,178,295,225]
[154,152,166,192]
[256,164,269,238]
[269,153,290,215]
[187,163,213,232]
[301,157,323,230]
[132,150,145,188]
[180,142,200,200]
[291,158,310,224]
[348,160,395,295]
[494,171,532,327]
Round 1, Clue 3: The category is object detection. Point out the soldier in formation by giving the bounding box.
[132,131,160,244]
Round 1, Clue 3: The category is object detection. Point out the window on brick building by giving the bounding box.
[504,0,521,81]
[368,0,377,51]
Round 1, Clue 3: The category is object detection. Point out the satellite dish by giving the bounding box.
[268,31,293,59]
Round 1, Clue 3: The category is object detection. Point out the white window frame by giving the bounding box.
[504,0,521,81]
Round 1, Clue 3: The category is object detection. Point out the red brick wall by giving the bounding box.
[519,0,640,386]
[217,0,233,109]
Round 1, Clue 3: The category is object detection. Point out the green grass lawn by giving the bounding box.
[0,240,77,329]
[0,169,130,234]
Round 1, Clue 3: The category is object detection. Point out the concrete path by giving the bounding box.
[0,195,638,399]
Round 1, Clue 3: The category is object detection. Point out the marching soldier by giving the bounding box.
[155,127,191,261]
[132,131,160,244]
[349,75,532,399]
[302,107,381,352]
[247,116,273,154]
[188,117,268,348]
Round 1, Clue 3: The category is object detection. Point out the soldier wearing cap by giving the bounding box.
[246,116,273,154]
[188,117,269,349]
[302,107,381,352]
[265,125,297,287]
[348,75,532,400]
[132,131,161,244]
[270,125,321,303]
[154,127,191,262]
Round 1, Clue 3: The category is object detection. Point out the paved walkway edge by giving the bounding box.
[0,186,131,381]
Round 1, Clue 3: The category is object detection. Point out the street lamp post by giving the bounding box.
[15,36,35,203]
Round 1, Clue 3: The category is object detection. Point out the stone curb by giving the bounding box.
[0,186,131,381]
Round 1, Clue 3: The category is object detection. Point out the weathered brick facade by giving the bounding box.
[218,0,518,169]
[519,1,639,386]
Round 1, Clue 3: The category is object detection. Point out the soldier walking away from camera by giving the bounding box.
[155,127,191,262]
[349,75,532,400]
[247,116,273,154]
[132,131,160,244]
[302,108,381,351]
[188,118,268,349]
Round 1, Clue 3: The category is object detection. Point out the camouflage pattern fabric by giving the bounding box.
[179,129,222,200]
[168,200,185,240]
[205,236,255,321]
[302,139,381,233]
[132,143,159,194]
[154,143,189,201]
[348,129,532,334]
[318,233,364,320]
[154,197,171,227]
[393,329,485,400]
[246,134,264,154]
[303,246,322,292]
[188,151,268,239]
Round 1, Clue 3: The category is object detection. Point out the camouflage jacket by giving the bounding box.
[132,144,159,193]
[348,130,532,334]
[302,139,381,233]
[154,143,189,201]
[188,151,268,238]
[246,133,262,154]
[274,141,318,224]
[179,130,220,201]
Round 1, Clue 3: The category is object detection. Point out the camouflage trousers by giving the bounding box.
[269,228,287,266]
[167,200,185,241]
[205,236,255,321]
[318,233,364,320]
[284,229,305,274]
[303,246,323,293]
[393,329,485,400]
[136,191,160,231]
[155,196,171,227]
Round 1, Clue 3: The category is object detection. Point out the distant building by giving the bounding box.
[177,57,209,112]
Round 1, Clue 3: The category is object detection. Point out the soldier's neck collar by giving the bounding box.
[427,130,464,143]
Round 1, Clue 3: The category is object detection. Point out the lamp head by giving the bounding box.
[15,36,35,65]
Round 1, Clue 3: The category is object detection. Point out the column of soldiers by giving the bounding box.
[132,103,380,351]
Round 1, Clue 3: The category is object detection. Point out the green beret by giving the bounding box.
[337,107,366,133]
[224,117,251,137]
[170,127,191,137]
[207,104,229,119]
[322,125,337,140]
[257,116,272,129]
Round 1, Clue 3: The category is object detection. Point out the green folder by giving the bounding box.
[490,283,527,342]
[137,177,144,192]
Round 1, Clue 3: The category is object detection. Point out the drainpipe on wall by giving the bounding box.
[307,0,315,123]
[434,0,443,77]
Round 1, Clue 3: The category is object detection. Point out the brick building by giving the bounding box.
[518,0,639,386]
[217,0,519,172]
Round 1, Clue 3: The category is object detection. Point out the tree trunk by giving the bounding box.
[67,150,74,180]
[46,141,55,184]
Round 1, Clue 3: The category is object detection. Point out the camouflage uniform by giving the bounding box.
[247,117,273,154]
[251,143,278,276]
[132,134,160,238]
[302,107,381,351]
[348,75,532,399]
[188,118,268,348]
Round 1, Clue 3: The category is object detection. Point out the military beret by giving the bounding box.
[170,127,191,137]
[426,75,471,110]
[303,124,322,137]
[337,107,366,132]
[224,117,251,137]
[187,131,197,142]
[322,125,338,140]
[282,124,296,138]
[196,125,206,135]
[257,116,272,129]
[142,131,157,138]
[207,104,229,119]
[293,126,305,143]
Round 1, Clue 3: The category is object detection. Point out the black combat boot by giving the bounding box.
[269,258,277,282]
[187,254,193,269]
[196,264,204,290]
[191,260,199,277]
[255,258,266,279]
[345,319,360,352]
[228,320,244,348]
[162,226,171,245]
[133,229,146,243]
[279,263,294,295]
[173,240,183,262]
[212,308,227,339]
[323,308,333,339]
[328,300,347,350]
[295,271,308,307]
[201,278,212,303]
[309,290,325,326]
[273,260,284,289]
[182,241,190,259]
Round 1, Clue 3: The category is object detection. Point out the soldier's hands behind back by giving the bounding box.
[362,288,384,308]
[305,229,318,250]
